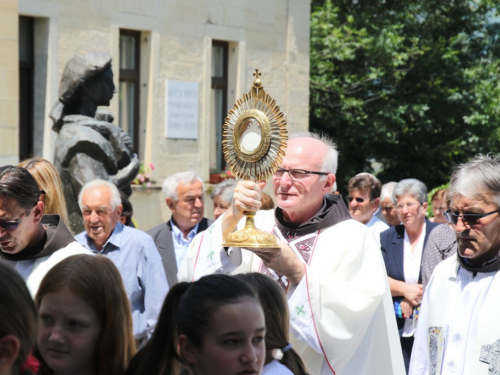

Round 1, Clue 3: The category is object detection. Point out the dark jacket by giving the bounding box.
[380,219,439,336]
[147,217,213,286]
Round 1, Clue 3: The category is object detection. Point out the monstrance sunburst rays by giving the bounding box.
[222,70,288,182]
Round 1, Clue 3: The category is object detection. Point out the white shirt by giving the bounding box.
[262,360,294,375]
[402,222,426,337]
[366,214,389,247]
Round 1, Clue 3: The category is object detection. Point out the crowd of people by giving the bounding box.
[1,131,499,375]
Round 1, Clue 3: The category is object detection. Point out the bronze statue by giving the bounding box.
[50,52,140,234]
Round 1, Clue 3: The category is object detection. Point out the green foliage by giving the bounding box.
[310,0,500,195]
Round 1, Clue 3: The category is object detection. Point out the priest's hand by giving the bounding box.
[249,238,305,286]
[222,180,266,238]
[403,283,423,306]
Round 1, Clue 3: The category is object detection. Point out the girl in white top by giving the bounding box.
[236,273,308,375]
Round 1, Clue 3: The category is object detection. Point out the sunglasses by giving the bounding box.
[0,210,29,230]
[444,208,500,226]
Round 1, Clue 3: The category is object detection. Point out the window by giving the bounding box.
[211,41,229,171]
[119,30,141,154]
[19,16,34,160]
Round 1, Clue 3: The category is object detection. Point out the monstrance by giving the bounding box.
[222,69,287,249]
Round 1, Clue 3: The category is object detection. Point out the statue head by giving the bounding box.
[50,52,116,132]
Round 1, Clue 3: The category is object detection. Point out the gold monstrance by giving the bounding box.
[222,69,288,249]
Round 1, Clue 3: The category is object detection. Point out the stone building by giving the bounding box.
[0,0,310,228]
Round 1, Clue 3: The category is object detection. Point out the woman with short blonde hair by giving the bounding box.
[18,157,71,229]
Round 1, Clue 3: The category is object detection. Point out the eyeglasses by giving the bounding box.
[81,206,113,217]
[273,168,328,180]
[396,202,422,211]
[348,197,370,203]
[444,208,500,226]
[0,210,29,230]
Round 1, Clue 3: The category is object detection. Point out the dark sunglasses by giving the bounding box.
[444,208,500,226]
[348,197,368,203]
[0,210,29,230]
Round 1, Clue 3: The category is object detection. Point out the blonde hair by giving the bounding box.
[18,157,71,229]
[36,255,136,375]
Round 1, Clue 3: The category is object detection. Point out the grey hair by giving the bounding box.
[380,182,398,203]
[449,154,500,207]
[210,179,237,203]
[393,179,428,204]
[78,179,122,210]
[289,132,338,174]
[162,171,204,200]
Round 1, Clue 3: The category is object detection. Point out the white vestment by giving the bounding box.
[410,254,500,375]
[179,209,404,375]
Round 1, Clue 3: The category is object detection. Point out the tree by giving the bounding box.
[310,0,500,194]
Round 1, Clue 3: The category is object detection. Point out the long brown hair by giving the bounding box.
[0,262,38,375]
[35,254,136,375]
[18,157,71,230]
[236,273,309,375]
[127,274,259,375]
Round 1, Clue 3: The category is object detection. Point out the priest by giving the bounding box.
[179,133,404,375]
[410,154,500,375]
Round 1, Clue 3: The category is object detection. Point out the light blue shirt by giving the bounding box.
[75,222,169,339]
[171,220,199,267]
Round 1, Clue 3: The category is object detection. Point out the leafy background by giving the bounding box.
[310,0,500,196]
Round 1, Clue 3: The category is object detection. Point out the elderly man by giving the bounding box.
[347,172,389,245]
[148,171,212,286]
[180,133,404,375]
[75,179,168,340]
[410,154,500,375]
[380,182,401,226]
[0,166,90,296]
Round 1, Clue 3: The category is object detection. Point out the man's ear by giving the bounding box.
[115,204,123,217]
[373,197,380,210]
[178,334,199,365]
[324,174,336,193]
[0,335,20,372]
[422,201,429,211]
[166,198,175,212]
[32,201,44,224]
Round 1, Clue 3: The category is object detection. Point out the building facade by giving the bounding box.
[1,0,310,228]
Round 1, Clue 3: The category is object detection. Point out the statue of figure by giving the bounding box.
[50,52,140,234]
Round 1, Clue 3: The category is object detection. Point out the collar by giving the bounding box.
[458,249,500,273]
[170,219,199,242]
[274,194,351,235]
[366,214,380,227]
[85,222,123,253]
[0,215,75,261]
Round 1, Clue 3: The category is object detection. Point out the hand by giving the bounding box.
[250,238,304,286]
[222,181,266,238]
[400,298,413,319]
[231,180,267,219]
[403,283,423,306]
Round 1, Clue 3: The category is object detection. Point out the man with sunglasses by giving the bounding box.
[410,154,500,375]
[0,166,90,296]
[347,172,389,246]
[180,133,405,375]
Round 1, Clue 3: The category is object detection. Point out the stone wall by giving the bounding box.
[1,0,310,227]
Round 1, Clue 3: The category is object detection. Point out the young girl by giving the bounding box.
[0,262,38,375]
[127,274,266,375]
[35,254,135,375]
[236,273,308,375]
